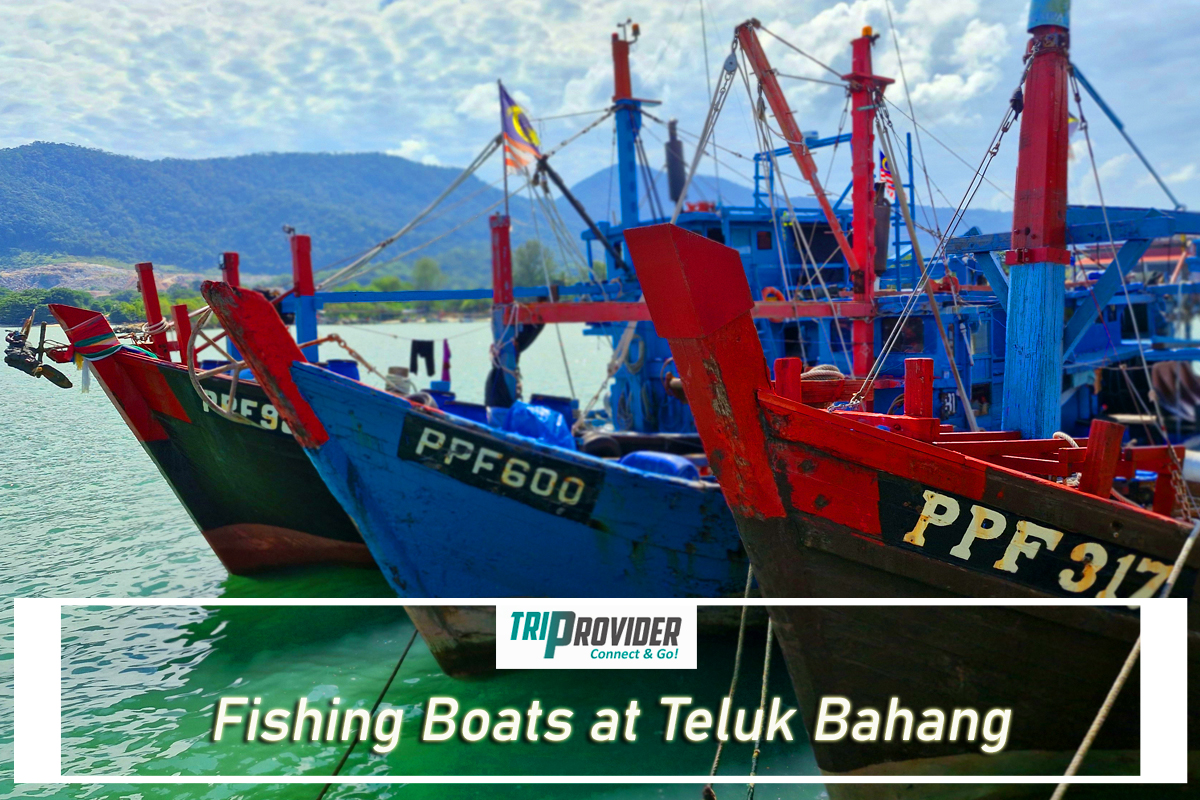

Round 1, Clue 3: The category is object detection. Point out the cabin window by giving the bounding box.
[881,317,926,353]
[730,227,751,248]
[706,227,726,244]
[971,384,992,417]
[756,230,773,250]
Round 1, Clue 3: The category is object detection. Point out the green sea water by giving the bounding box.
[0,322,825,800]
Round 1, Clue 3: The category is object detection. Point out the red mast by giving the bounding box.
[1001,0,1072,438]
[844,26,892,378]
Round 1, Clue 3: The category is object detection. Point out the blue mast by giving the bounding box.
[612,24,640,233]
[1001,0,1071,438]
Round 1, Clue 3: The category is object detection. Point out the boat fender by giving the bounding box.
[581,433,623,459]
[406,391,439,410]
[618,451,700,481]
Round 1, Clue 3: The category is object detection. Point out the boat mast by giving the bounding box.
[1002,0,1071,438]
[612,23,640,230]
[845,27,892,379]
[290,233,318,362]
[490,212,517,405]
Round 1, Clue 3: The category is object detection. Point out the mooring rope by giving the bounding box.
[702,564,755,799]
[744,618,774,800]
[313,626,419,800]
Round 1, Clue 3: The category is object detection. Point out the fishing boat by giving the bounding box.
[46,264,373,574]
[627,5,1199,794]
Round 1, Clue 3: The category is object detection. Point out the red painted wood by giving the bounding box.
[935,430,1022,442]
[844,30,892,378]
[290,235,315,296]
[171,304,192,358]
[773,357,805,403]
[903,357,934,417]
[624,225,783,519]
[625,224,754,338]
[611,34,632,100]
[833,410,941,441]
[1078,419,1125,498]
[937,437,1089,457]
[1153,470,1176,516]
[852,318,874,379]
[490,214,513,305]
[736,22,858,277]
[221,252,240,288]
[135,262,171,361]
[775,439,882,536]
[1010,24,1070,264]
[201,282,329,449]
[844,29,891,306]
[47,304,172,443]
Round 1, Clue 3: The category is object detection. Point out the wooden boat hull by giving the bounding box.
[623,223,1200,792]
[290,361,750,598]
[48,304,373,574]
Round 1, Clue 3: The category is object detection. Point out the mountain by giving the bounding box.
[0,142,524,285]
[0,143,1017,292]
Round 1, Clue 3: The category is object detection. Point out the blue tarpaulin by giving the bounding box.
[496,401,577,451]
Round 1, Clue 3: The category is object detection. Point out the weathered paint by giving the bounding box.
[291,361,749,599]
[48,303,370,574]
[628,220,1199,781]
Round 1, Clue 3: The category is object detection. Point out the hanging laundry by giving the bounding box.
[410,340,435,376]
[441,339,452,383]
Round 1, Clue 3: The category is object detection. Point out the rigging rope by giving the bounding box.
[1070,69,1198,520]
[671,38,739,224]
[756,24,843,79]
[317,135,502,291]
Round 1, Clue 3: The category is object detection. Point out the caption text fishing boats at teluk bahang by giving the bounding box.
[628,3,1198,796]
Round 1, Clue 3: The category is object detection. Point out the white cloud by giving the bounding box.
[386,138,441,165]
[0,0,1194,211]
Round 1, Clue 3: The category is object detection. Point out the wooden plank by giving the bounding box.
[773,357,805,403]
[934,430,1022,442]
[937,438,1090,457]
[1078,419,1125,498]
[903,358,934,417]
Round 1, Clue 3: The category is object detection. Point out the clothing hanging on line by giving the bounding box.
[410,340,435,376]
[441,339,451,383]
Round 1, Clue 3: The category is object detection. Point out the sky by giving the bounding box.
[2,0,1197,217]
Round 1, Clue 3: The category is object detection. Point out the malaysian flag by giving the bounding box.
[880,151,896,203]
[500,83,541,174]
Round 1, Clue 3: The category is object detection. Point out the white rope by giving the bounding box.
[1048,636,1141,800]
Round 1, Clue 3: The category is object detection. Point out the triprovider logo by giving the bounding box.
[495,601,697,669]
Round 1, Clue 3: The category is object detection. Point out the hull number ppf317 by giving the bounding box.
[879,480,1188,599]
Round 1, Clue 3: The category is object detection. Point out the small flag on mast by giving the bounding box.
[500,83,541,174]
[880,151,896,203]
